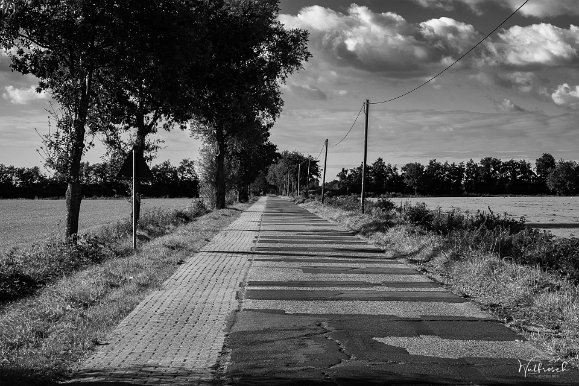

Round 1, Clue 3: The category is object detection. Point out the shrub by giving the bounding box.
[399,202,433,227]
[373,198,395,212]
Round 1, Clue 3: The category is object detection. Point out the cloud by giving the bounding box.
[279,5,480,77]
[287,84,328,100]
[482,24,579,69]
[2,85,48,104]
[490,97,525,112]
[552,83,579,109]
[411,0,579,18]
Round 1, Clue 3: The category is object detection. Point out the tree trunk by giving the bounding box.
[65,179,82,240]
[237,184,249,203]
[64,72,91,241]
[133,117,148,223]
[215,125,226,209]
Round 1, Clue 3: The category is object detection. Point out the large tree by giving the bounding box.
[102,0,212,222]
[0,0,122,239]
[191,0,310,208]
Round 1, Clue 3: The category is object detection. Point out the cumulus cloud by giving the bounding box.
[552,83,579,109]
[279,5,479,77]
[490,97,525,112]
[482,24,579,69]
[411,0,579,18]
[2,85,48,104]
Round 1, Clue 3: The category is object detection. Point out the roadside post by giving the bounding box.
[297,163,301,196]
[361,99,369,214]
[116,147,154,250]
[306,158,311,198]
[321,139,328,204]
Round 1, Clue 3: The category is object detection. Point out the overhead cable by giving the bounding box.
[370,0,529,105]
[334,102,365,147]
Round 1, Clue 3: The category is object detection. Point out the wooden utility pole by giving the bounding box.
[361,99,369,213]
[132,148,137,250]
[297,163,301,196]
[321,139,328,204]
[306,158,311,198]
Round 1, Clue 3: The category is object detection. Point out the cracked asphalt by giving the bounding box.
[223,197,578,385]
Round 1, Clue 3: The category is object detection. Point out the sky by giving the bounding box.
[1,0,579,180]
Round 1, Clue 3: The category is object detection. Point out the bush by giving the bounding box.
[399,202,433,227]
[373,198,395,212]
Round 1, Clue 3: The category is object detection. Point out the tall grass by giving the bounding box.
[0,200,208,303]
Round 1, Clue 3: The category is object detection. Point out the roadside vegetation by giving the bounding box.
[0,201,248,384]
[298,195,579,366]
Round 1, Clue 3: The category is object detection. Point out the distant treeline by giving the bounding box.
[327,153,579,196]
[0,159,199,199]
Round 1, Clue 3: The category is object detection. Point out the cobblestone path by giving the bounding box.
[68,199,265,385]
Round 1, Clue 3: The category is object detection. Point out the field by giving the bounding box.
[0,198,195,249]
[385,196,579,237]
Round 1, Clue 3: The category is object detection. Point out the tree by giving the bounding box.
[536,153,556,193]
[266,151,318,196]
[402,163,425,195]
[547,161,579,195]
[102,0,211,222]
[371,158,387,194]
[227,121,278,202]
[1,1,125,239]
[479,157,503,194]
[190,0,310,208]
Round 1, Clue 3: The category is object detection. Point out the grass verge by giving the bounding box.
[0,203,249,385]
[300,198,579,367]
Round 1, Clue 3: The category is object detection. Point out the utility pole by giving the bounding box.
[321,139,328,204]
[287,172,290,196]
[297,163,301,196]
[361,99,369,213]
[306,158,311,198]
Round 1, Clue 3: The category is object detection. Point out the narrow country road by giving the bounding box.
[69,196,576,385]
[223,197,576,385]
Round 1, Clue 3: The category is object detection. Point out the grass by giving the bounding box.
[0,202,248,385]
[300,196,579,367]
[0,198,194,249]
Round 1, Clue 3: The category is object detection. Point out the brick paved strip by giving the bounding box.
[68,198,265,385]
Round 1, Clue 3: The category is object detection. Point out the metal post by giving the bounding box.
[321,139,328,204]
[297,163,301,196]
[132,148,137,250]
[361,99,369,214]
[306,158,311,198]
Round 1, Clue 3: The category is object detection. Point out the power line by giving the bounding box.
[370,0,529,106]
[334,102,365,147]
[315,142,325,160]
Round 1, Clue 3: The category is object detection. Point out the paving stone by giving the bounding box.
[68,198,266,385]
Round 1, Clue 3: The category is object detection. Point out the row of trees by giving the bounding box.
[265,151,321,195]
[0,0,310,239]
[0,160,199,198]
[327,154,579,196]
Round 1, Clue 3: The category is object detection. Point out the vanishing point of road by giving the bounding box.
[69,196,577,385]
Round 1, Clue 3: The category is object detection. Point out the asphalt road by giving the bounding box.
[223,197,577,385]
